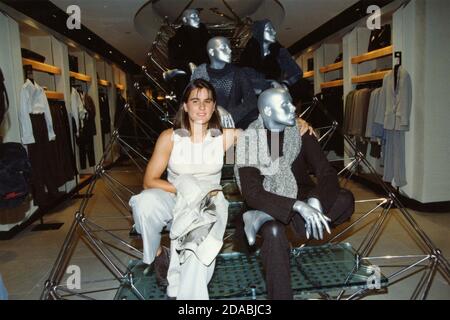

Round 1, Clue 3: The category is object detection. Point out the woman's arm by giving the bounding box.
[143,129,176,194]
[297,117,317,137]
[223,128,243,150]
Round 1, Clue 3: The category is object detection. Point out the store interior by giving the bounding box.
[0,0,449,300]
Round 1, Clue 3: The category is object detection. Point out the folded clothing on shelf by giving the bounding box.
[21,48,46,63]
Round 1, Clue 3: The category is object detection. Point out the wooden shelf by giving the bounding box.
[45,91,64,100]
[22,58,61,75]
[116,83,125,90]
[70,71,92,83]
[320,79,343,89]
[351,45,393,64]
[98,79,111,87]
[303,71,314,78]
[319,61,343,74]
[352,70,390,84]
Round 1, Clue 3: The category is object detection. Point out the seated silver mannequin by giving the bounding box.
[242,88,331,245]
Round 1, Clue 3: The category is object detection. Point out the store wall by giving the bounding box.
[399,0,450,203]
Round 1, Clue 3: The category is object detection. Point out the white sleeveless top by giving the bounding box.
[167,130,224,185]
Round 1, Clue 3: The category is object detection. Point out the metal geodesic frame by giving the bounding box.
[40,103,166,300]
[294,96,450,300]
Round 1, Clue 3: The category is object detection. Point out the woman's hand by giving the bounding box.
[297,117,317,137]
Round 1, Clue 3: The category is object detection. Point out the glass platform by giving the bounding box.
[114,243,388,300]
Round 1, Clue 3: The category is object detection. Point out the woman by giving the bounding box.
[129,79,313,299]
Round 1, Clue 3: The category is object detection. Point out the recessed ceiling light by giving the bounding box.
[109,51,113,54]
[123,60,126,63]
[88,37,92,40]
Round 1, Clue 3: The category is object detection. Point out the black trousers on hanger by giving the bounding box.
[27,114,60,207]
[259,188,354,300]
[49,101,77,185]
[78,133,95,170]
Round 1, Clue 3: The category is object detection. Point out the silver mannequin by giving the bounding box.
[207,36,232,70]
[162,10,201,82]
[181,9,200,28]
[243,88,331,245]
[263,21,277,57]
[203,36,235,128]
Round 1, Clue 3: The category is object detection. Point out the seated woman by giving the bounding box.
[129,79,314,300]
[129,79,238,300]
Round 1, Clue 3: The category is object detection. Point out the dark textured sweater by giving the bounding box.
[168,24,211,73]
[238,131,340,224]
[204,64,259,129]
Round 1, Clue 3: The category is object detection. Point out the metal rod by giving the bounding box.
[328,198,388,243]
[117,137,149,163]
[421,259,438,300]
[387,256,431,281]
[101,170,136,196]
[83,219,143,256]
[79,222,125,280]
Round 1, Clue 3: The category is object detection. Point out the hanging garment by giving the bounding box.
[99,93,111,150]
[26,113,60,207]
[321,87,344,156]
[78,93,97,169]
[343,90,357,135]
[70,87,85,136]
[376,67,412,187]
[48,101,77,185]
[19,79,56,144]
[0,67,8,126]
[351,88,373,137]
[99,93,111,135]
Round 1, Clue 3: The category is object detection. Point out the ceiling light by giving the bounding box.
[88,37,92,41]
[109,51,113,54]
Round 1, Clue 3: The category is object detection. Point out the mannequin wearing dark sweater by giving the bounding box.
[166,9,211,98]
[168,10,211,73]
[239,19,304,103]
[191,37,258,129]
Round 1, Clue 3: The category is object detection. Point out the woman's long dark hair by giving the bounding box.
[173,78,222,136]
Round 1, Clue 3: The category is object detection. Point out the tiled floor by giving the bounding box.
[0,166,449,300]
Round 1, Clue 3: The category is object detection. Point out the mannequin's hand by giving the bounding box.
[293,201,331,240]
[217,105,235,129]
[296,118,316,137]
[270,81,288,91]
[188,62,197,73]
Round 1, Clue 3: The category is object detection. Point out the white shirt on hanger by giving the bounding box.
[19,79,56,144]
[70,87,87,136]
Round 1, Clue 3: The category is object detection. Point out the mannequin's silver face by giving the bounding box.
[212,40,232,64]
[264,22,277,43]
[183,11,200,28]
[270,92,296,126]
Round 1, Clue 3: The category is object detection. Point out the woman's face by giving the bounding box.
[183,88,216,126]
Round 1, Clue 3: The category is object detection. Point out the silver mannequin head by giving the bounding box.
[264,21,277,44]
[181,9,200,28]
[258,88,296,131]
[207,36,232,69]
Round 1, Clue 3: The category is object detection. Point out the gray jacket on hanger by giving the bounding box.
[379,66,412,131]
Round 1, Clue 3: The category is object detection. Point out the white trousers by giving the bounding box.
[129,188,216,300]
